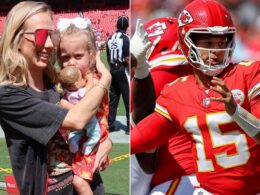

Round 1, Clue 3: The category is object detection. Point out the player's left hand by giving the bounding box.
[130,19,152,79]
[210,77,237,116]
[130,19,151,67]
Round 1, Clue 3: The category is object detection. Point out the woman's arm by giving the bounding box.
[62,53,111,130]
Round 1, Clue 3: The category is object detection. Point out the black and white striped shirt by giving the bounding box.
[106,30,129,65]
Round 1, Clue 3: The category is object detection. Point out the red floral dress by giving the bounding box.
[72,92,110,180]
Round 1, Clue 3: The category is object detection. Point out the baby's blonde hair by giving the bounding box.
[57,24,97,72]
[0,1,57,87]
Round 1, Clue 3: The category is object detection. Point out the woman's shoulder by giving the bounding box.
[0,85,28,95]
[0,85,32,104]
[0,85,60,101]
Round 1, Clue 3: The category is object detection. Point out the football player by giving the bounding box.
[131,0,260,194]
[131,18,199,195]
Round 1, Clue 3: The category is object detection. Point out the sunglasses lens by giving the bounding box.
[50,30,60,46]
[35,29,48,47]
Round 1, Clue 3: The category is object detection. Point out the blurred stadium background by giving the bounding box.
[131,0,260,62]
[0,0,130,194]
[0,0,129,48]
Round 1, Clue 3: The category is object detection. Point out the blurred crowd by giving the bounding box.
[131,0,260,61]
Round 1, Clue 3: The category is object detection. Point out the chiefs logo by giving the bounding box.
[146,21,167,37]
[178,10,193,27]
[231,89,245,105]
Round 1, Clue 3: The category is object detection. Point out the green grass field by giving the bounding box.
[0,138,12,195]
[0,51,129,195]
[0,138,129,195]
[101,144,129,195]
[0,139,10,182]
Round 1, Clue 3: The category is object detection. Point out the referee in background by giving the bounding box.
[106,15,130,134]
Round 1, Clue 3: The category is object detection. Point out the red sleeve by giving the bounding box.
[250,95,260,118]
[151,65,192,98]
[131,112,176,154]
[245,61,260,94]
[151,69,179,98]
[244,61,260,118]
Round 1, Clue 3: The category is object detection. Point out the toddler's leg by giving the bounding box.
[73,175,93,195]
[83,117,101,155]
[68,131,84,153]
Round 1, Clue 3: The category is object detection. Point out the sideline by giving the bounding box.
[0,153,130,174]
[0,153,130,190]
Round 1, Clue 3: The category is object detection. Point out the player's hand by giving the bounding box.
[92,137,112,172]
[130,19,151,79]
[210,77,237,115]
[130,19,151,66]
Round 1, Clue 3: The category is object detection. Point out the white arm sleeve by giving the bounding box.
[231,105,260,137]
[130,155,153,195]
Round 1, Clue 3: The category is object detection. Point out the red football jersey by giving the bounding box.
[155,61,260,194]
[149,50,193,97]
[148,51,195,186]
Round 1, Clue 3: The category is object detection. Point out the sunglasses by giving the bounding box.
[22,29,60,47]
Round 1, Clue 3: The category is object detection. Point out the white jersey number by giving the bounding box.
[184,112,250,172]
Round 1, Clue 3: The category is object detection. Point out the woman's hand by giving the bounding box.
[92,137,112,172]
[210,77,237,116]
[95,51,111,89]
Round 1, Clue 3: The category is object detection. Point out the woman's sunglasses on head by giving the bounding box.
[22,29,60,47]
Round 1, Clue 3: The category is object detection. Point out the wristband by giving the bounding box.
[134,64,150,79]
[231,105,260,137]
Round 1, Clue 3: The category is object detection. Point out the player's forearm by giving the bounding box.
[132,74,156,123]
[131,112,174,154]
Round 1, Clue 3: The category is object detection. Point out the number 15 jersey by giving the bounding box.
[155,61,260,195]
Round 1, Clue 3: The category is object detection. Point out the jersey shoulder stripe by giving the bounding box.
[248,82,260,101]
[149,54,187,70]
[155,103,172,121]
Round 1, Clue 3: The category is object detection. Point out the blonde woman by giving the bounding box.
[0,1,111,194]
